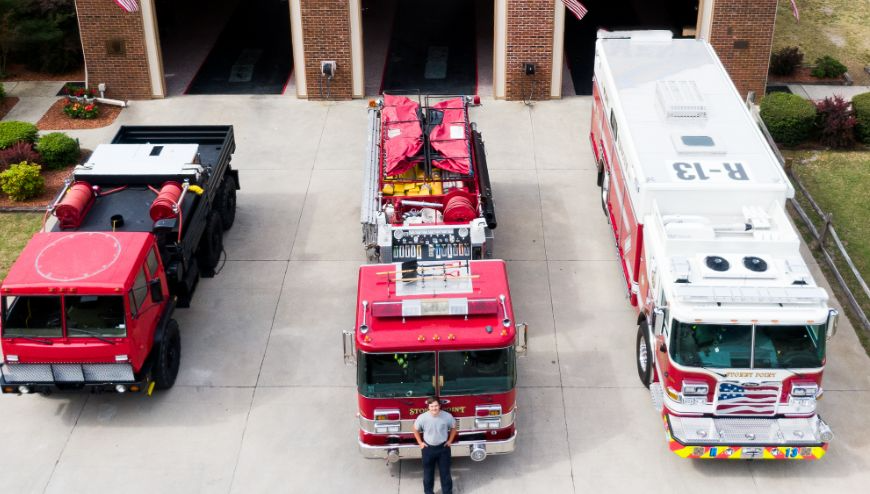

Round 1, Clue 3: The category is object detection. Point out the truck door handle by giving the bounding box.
[433,376,444,389]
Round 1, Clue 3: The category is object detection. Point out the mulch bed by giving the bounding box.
[36,99,123,131]
[0,97,19,119]
[0,64,84,82]
[768,66,850,86]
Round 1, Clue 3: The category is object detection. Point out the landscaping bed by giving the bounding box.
[36,98,123,131]
[0,97,19,119]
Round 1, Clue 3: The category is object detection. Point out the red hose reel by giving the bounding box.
[55,181,95,229]
[443,191,477,223]
[149,182,183,221]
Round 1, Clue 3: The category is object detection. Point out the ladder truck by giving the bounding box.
[0,126,238,394]
[589,31,837,460]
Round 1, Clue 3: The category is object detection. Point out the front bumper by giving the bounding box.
[665,414,830,460]
[1,363,145,394]
[359,431,517,461]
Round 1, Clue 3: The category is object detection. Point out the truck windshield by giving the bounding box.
[66,296,126,337]
[2,296,63,338]
[358,352,436,398]
[439,348,516,396]
[671,321,825,369]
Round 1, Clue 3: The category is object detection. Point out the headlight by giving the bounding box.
[681,381,709,396]
[791,383,819,397]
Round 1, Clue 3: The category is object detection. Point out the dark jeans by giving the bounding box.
[422,443,452,494]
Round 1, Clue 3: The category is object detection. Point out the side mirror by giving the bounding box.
[342,329,356,365]
[826,309,839,340]
[651,308,665,336]
[515,323,528,356]
[149,279,164,303]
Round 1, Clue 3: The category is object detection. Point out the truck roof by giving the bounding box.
[1,232,153,294]
[595,32,793,213]
[644,201,830,323]
[355,260,516,352]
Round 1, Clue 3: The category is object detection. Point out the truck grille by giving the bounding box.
[715,381,780,416]
[2,363,135,383]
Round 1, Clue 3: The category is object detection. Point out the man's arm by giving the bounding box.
[413,427,426,448]
[445,420,459,446]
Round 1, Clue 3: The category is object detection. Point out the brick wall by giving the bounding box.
[75,0,152,100]
[300,0,353,100]
[505,0,554,100]
[708,0,777,100]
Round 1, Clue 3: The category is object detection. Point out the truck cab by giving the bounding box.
[344,259,527,463]
[1,232,179,394]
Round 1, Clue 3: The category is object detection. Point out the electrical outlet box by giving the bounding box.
[321,61,337,78]
[524,63,536,76]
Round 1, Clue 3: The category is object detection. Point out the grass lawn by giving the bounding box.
[784,149,870,346]
[0,213,43,281]
[773,0,870,85]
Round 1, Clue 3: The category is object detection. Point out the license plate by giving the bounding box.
[742,447,763,458]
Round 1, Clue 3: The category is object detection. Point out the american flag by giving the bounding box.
[716,382,780,415]
[790,0,800,22]
[562,0,588,21]
[113,0,139,13]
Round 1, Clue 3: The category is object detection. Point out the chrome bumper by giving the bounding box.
[666,414,831,460]
[359,431,517,461]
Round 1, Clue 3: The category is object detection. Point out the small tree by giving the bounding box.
[815,96,857,148]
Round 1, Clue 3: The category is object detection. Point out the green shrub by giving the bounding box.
[770,46,804,76]
[811,56,848,78]
[0,83,5,100]
[36,132,79,169]
[0,162,44,201]
[0,121,39,149]
[852,92,870,144]
[760,92,817,146]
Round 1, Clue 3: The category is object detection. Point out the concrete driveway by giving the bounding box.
[2,94,869,493]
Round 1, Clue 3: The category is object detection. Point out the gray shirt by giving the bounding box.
[414,410,456,445]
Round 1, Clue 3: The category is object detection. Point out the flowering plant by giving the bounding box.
[63,99,99,119]
[62,84,97,99]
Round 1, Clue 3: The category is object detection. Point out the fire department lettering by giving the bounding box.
[410,406,466,415]
[671,162,750,182]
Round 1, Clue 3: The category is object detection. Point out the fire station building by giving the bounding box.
[74,0,777,101]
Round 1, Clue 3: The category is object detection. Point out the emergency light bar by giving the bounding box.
[371,298,499,318]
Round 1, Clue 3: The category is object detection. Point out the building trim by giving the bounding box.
[289,0,308,98]
[350,0,364,97]
[551,0,564,98]
[141,0,165,98]
[698,0,714,41]
[494,0,507,99]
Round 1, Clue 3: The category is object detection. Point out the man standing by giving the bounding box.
[413,397,458,494]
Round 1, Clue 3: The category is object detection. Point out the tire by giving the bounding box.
[197,212,223,277]
[596,160,604,187]
[153,319,181,390]
[217,174,237,231]
[601,169,610,217]
[636,321,653,388]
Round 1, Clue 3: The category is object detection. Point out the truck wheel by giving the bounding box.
[153,319,181,390]
[197,212,223,277]
[636,322,653,388]
[601,169,610,217]
[596,159,604,187]
[217,174,237,230]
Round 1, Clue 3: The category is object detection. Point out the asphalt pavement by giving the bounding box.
[1,86,870,493]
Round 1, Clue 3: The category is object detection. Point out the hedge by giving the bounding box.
[760,93,817,146]
[0,121,39,149]
[852,92,870,144]
[36,132,79,170]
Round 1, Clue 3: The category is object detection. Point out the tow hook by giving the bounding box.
[386,448,400,464]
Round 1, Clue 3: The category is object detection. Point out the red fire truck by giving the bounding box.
[361,94,497,263]
[343,259,527,463]
[0,126,238,394]
[589,31,837,459]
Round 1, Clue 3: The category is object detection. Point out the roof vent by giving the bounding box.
[705,256,730,272]
[656,81,707,120]
[743,256,768,272]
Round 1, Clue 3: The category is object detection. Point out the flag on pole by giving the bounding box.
[113,0,139,13]
[562,0,589,21]
[790,0,800,22]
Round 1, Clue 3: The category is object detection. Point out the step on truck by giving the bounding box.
[0,126,239,395]
[589,31,837,459]
[362,94,497,263]
[343,259,527,463]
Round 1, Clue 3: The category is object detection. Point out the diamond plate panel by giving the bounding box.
[1,364,53,383]
[52,364,84,382]
[82,364,134,382]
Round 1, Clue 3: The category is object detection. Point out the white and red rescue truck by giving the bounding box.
[0,126,238,394]
[362,94,497,263]
[343,260,527,463]
[589,31,838,460]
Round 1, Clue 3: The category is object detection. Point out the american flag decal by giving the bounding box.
[113,0,139,13]
[562,0,588,21]
[716,382,780,416]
